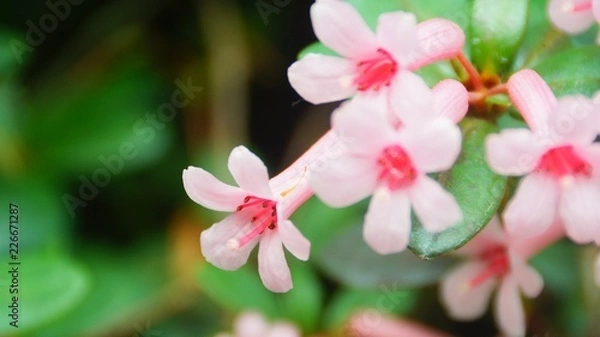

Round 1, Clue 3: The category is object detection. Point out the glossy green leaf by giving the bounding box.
[346,0,404,29]
[315,223,454,289]
[323,288,417,330]
[196,264,279,318]
[0,252,89,335]
[400,0,470,31]
[470,0,529,74]
[409,118,507,259]
[534,46,600,97]
[277,262,323,332]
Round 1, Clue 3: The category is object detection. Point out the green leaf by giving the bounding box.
[0,251,89,335]
[277,262,323,332]
[323,288,417,330]
[409,118,507,259]
[400,0,470,32]
[534,46,600,97]
[196,264,279,317]
[470,0,529,74]
[346,0,404,29]
[315,223,454,289]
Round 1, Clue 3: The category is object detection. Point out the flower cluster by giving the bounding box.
[184,1,600,336]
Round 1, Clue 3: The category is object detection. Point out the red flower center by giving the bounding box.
[354,48,398,91]
[563,0,592,12]
[470,246,510,288]
[377,145,417,190]
[535,145,592,179]
[234,196,278,248]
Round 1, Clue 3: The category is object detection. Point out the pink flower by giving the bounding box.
[182,146,310,292]
[215,311,300,337]
[485,69,600,243]
[440,217,546,337]
[309,79,466,254]
[348,312,453,337]
[549,0,600,34]
[287,0,465,114]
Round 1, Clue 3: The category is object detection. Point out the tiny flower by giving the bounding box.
[548,0,600,34]
[485,69,600,243]
[287,0,465,116]
[182,146,310,292]
[214,311,300,337]
[309,80,466,254]
[440,217,546,337]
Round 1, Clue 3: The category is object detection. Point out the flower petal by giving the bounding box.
[440,261,496,320]
[200,212,259,270]
[279,220,310,261]
[287,54,357,104]
[228,146,273,199]
[235,312,268,337]
[409,175,462,233]
[310,0,377,59]
[182,166,246,212]
[363,188,412,255]
[509,251,544,298]
[376,12,419,66]
[258,231,293,293]
[389,72,436,125]
[485,128,545,176]
[494,276,526,337]
[507,70,557,133]
[407,18,465,71]
[594,0,600,21]
[432,79,469,123]
[549,0,595,34]
[548,95,598,145]
[309,153,377,207]
[266,323,301,337]
[399,118,462,173]
[503,173,559,237]
[559,178,600,243]
[457,216,507,257]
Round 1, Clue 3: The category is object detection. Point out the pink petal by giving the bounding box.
[549,0,595,33]
[278,220,310,261]
[266,323,301,337]
[200,213,259,270]
[399,118,462,173]
[287,55,357,104]
[503,173,559,237]
[309,153,377,207]
[485,129,545,176]
[376,12,419,66]
[235,312,268,337]
[310,0,377,59]
[509,251,544,298]
[363,188,412,255]
[228,146,273,199]
[440,261,496,320]
[182,166,246,212]
[407,19,466,71]
[457,216,507,257]
[507,70,557,133]
[258,231,293,293]
[548,95,598,145]
[580,143,600,180]
[409,175,462,233]
[332,97,397,153]
[559,178,600,243]
[594,0,600,21]
[349,312,453,337]
[389,72,436,125]
[494,276,526,337]
[432,79,469,123]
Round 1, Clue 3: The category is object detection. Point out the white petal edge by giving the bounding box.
[549,95,598,145]
[182,166,246,212]
[279,220,310,261]
[509,251,544,298]
[287,54,357,104]
[228,146,273,199]
[376,12,419,66]
[432,79,469,123]
[363,188,412,255]
[507,69,557,133]
[409,175,462,233]
[485,129,545,176]
[234,312,268,337]
[258,231,293,293]
[389,72,436,126]
[559,179,600,244]
[494,276,526,337]
[408,18,466,71]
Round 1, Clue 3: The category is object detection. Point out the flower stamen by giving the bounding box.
[355,49,398,91]
[377,145,418,190]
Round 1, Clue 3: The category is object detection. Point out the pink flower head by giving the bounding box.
[485,69,600,243]
[440,217,545,337]
[549,0,600,34]
[215,311,300,337]
[287,0,465,113]
[309,79,467,254]
[182,146,310,292]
